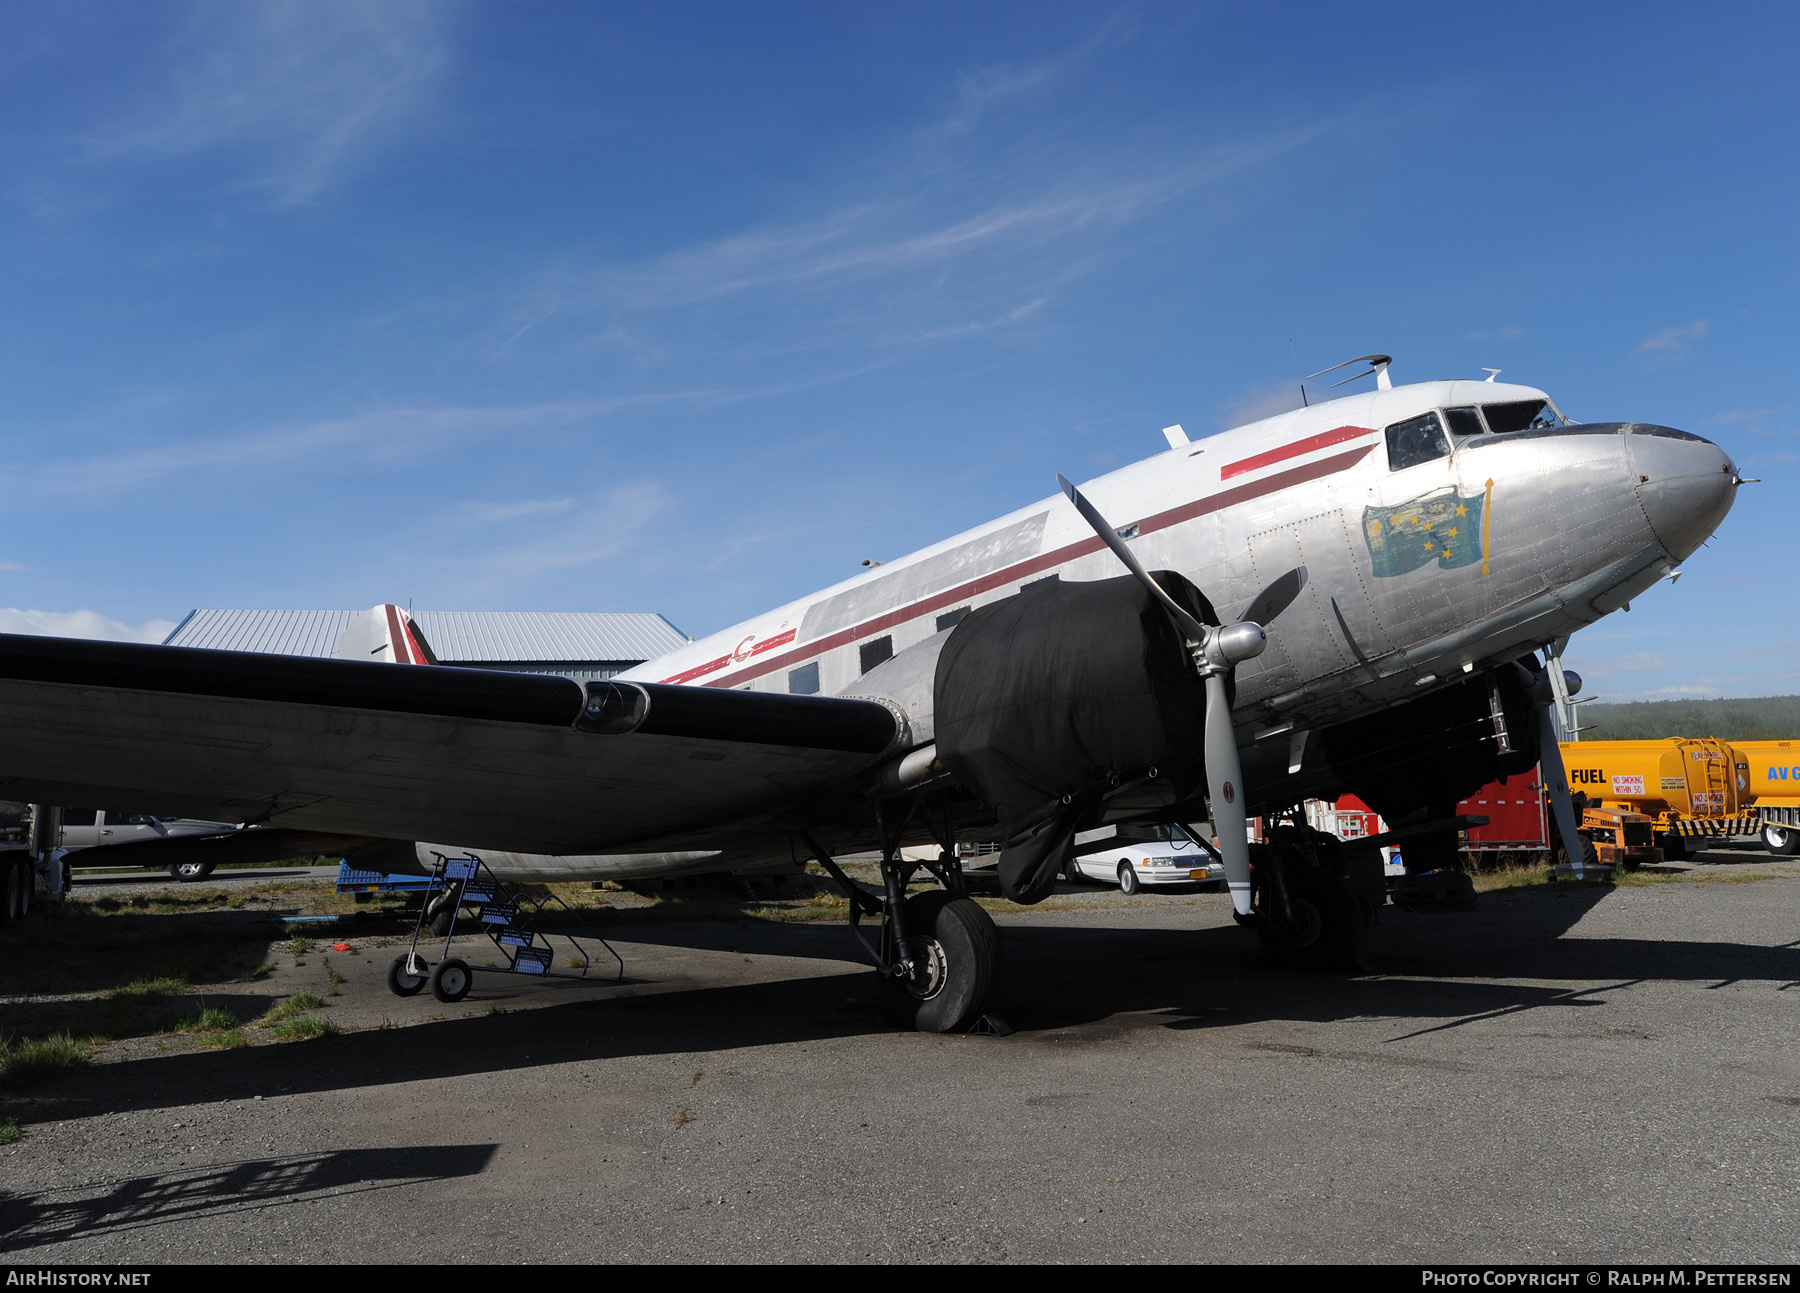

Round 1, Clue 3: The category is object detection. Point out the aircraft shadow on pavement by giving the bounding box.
[0,1143,496,1253]
[30,882,1800,1120]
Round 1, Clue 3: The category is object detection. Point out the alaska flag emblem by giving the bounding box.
[1363,484,1487,577]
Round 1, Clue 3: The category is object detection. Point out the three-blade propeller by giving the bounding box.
[1056,474,1307,916]
[1524,642,1588,871]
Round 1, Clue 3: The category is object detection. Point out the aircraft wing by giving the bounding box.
[0,634,904,856]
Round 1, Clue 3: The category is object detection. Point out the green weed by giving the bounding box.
[0,1116,19,1145]
[172,1007,236,1033]
[258,994,328,1026]
[269,1016,337,1041]
[195,1029,248,1050]
[0,1033,100,1090]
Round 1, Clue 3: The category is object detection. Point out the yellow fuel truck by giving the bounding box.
[1732,740,1800,855]
[1557,738,1757,859]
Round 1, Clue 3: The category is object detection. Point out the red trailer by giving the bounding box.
[1456,773,1548,853]
[1320,772,1547,866]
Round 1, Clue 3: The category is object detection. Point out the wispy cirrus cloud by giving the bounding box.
[1635,318,1712,366]
[441,483,675,586]
[493,106,1373,370]
[9,394,698,499]
[87,0,455,205]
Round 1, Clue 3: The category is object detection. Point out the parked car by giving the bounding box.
[59,809,244,881]
[1065,823,1226,894]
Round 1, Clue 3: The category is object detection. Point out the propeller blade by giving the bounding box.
[1055,474,1212,639]
[1241,566,1309,628]
[1202,671,1253,916]
[1536,705,1586,866]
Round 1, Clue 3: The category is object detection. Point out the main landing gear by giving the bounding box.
[802,801,1005,1034]
[1245,821,1367,971]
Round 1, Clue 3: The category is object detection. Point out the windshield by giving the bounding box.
[1480,399,1563,434]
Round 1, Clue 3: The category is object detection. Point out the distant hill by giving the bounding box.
[1577,696,1800,741]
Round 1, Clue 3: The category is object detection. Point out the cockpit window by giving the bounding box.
[1442,406,1486,439]
[1481,399,1562,434]
[1385,412,1450,470]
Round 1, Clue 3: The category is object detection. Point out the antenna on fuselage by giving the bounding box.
[1482,368,1501,383]
[1305,353,1393,392]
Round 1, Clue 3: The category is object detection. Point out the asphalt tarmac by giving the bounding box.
[4,859,1798,1264]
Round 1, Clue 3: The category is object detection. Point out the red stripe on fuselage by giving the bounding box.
[1220,425,1375,481]
[696,443,1374,690]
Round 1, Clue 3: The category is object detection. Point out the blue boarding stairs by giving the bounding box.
[343,853,623,1004]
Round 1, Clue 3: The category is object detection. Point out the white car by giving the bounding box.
[1065,824,1226,894]
[59,809,244,881]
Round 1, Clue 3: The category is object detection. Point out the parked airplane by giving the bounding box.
[0,357,1741,1030]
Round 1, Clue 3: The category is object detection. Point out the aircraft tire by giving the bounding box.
[0,858,19,928]
[169,861,215,883]
[1257,864,1362,971]
[1762,825,1799,856]
[387,955,427,997]
[881,891,1003,1034]
[429,957,473,1003]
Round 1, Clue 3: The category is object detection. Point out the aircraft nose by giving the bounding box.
[1627,425,1739,562]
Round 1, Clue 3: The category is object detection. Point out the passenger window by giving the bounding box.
[62,808,96,826]
[1442,407,1486,439]
[788,662,820,695]
[858,636,893,674]
[1385,412,1450,470]
[936,606,971,632]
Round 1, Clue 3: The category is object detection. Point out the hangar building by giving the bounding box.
[163,609,688,682]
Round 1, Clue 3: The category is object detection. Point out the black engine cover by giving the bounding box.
[933,570,1212,903]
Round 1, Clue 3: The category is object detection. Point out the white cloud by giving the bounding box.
[0,562,24,572]
[445,483,675,585]
[1635,319,1712,366]
[90,0,454,205]
[11,394,696,499]
[1570,652,1668,676]
[1705,407,1783,425]
[0,609,177,643]
[1217,380,1305,429]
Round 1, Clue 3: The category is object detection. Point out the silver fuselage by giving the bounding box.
[626,379,1736,761]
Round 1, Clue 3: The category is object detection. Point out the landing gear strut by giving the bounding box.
[801,799,1005,1033]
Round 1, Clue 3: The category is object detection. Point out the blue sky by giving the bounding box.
[1,2,1795,699]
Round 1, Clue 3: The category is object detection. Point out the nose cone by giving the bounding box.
[1625,425,1738,562]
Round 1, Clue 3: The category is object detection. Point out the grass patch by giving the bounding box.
[258,994,327,1026]
[194,1028,248,1050]
[171,1007,236,1033]
[285,936,312,956]
[106,974,189,1000]
[269,1016,337,1041]
[1472,859,1555,892]
[0,1033,100,1090]
[323,956,345,985]
[0,1116,19,1145]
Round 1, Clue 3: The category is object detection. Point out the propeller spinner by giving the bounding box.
[1055,475,1306,915]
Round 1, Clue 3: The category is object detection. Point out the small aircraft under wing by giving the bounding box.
[0,360,1744,1031]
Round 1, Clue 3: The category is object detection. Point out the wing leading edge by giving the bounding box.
[0,634,903,855]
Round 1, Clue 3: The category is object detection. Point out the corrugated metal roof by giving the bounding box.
[165,609,687,666]
[167,609,356,657]
[411,611,687,664]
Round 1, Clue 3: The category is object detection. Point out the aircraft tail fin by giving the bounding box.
[334,604,438,666]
